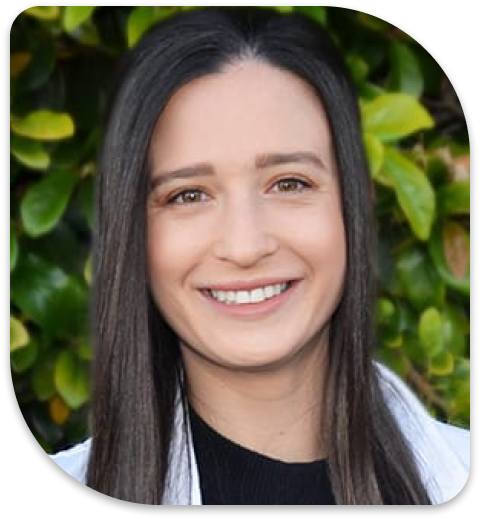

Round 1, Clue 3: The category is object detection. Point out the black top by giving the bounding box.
[189,406,336,505]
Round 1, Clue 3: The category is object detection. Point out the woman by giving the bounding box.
[51,7,469,505]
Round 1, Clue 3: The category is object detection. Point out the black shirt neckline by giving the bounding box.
[189,405,336,505]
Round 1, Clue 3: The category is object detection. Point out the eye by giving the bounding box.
[167,189,208,205]
[272,178,312,193]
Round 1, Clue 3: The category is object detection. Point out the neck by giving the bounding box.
[182,342,328,463]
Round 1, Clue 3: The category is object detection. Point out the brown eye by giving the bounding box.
[169,189,207,205]
[274,178,311,193]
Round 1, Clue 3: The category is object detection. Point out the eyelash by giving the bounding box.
[167,189,208,205]
[271,177,312,193]
[165,177,313,206]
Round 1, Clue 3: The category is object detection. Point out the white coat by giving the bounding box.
[50,364,470,504]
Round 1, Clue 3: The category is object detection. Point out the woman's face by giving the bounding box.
[147,61,346,372]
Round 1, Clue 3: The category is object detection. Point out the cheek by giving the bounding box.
[281,199,346,266]
[147,220,181,295]
[147,218,206,291]
[147,227,186,326]
[319,212,346,265]
[294,205,347,314]
[304,226,345,284]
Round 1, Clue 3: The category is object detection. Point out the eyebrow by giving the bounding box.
[150,151,326,190]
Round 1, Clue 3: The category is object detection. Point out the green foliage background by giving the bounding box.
[10,6,470,453]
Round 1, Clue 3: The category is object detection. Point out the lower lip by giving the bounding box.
[200,281,302,318]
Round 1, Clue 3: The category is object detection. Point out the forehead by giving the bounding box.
[150,60,333,172]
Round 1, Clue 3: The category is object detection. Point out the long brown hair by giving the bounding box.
[87,7,431,504]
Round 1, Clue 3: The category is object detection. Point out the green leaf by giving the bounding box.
[376,298,396,324]
[362,93,434,143]
[428,221,469,294]
[10,253,88,338]
[275,6,293,12]
[387,41,424,97]
[347,55,369,87]
[441,306,468,357]
[84,254,92,286]
[16,40,56,92]
[54,351,90,409]
[66,20,100,47]
[24,6,59,20]
[382,147,436,240]
[28,221,86,275]
[449,358,470,424]
[127,7,157,47]
[363,132,385,180]
[429,351,454,377]
[77,340,93,361]
[11,111,75,141]
[63,6,97,33]
[402,336,427,366]
[419,307,444,357]
[11,340,38,373]
[11,253,67,327]
[377,349,410,379]
[31,352,58,401]
[357,12,390,31]
[296,6,327,25]
[10,222,18,271]
[10,135,50,170]
[360,82,385,101]
[50,140,81,169]
[20,169,77,237]
[43,276,88,338]
[376,298,403,348]
[10,316,30,352]
[396,247,445,311]
[437,181,470,216]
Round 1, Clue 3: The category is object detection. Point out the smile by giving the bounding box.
[200,279,301,318]
[206,282,292,305]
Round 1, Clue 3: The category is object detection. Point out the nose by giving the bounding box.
[212,196,278,267]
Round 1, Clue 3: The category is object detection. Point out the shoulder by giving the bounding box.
[377,363,470,503]
[49,438,91,485]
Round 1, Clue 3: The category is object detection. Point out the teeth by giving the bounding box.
[264,285,274,298]
[209,282,290,305]
[250,288,264,303]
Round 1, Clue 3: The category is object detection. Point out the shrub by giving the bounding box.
[10,6,469,453]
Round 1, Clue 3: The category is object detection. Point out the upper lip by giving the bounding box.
[199,278,301,292]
